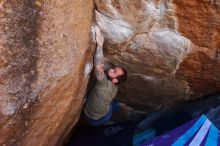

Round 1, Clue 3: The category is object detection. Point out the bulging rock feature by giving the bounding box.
[96,11,134,44]
[0,0,94,145]
[94,0,220,110]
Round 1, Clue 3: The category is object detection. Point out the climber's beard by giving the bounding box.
[104,68,114,81]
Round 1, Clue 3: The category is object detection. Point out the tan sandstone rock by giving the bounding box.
[0,0,94,145]
[94,0,220,111]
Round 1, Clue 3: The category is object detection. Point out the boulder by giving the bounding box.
[94,0,220,111]
[1,0,220,144]
[0,0,94,145]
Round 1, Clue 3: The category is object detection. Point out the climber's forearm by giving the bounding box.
[94,45,104,65]
[95,64,105,81]
[93,24,105,81]
[94,24,104,66]
[94,45,105,81]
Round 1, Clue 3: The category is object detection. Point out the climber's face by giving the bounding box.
[107,67,124,84]
[108,67,124,78]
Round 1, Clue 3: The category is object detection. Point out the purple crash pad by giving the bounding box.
[141,115,220,146]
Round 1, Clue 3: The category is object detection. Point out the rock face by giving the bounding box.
[0,0,94,145]
[0,0,220,145]
[95,0,220,111]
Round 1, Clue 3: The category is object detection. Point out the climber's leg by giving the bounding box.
[111,100,120,112]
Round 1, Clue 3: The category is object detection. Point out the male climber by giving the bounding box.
[83,25,127,126]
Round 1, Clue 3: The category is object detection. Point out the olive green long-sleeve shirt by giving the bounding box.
[84,74,118,120]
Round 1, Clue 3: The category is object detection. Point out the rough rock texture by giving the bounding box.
[94,0,220,111]
[0,0,220,144]
[0,0,94,145]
